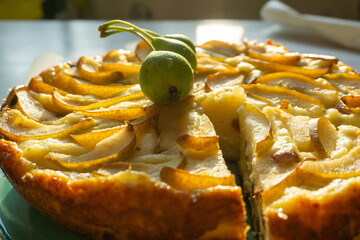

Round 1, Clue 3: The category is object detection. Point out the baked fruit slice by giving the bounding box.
[0,47,248,239]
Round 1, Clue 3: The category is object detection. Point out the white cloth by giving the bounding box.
[260,0,360,50]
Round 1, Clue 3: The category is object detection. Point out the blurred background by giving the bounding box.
[0,0,359,20]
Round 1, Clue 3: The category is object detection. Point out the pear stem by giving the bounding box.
[104,26,155,51]
[98,20,154,41]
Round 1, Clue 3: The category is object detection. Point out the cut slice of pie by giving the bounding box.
[1,36,360,240]
[202,39,360,240]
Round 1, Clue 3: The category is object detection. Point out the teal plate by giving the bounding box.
[0,168,256,240]
[0,174,87,240]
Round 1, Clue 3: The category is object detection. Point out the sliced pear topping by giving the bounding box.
[52,89,145,112]
[324,73,360,94]
[29,91,67,114]
[28,76,67,95]
[245,93,273,109]
[241,84,324,115]
[102,49,130,62]
[46,123,136,172]
[238,103,273,156]
[199,40,240,57]
[52,73,134,99]
[254,72,339,108]
[160,166,236,190]
[247,49,300,65]
[71,125,126,148]
[196,56,235,74]
[71,117,151,148]
[176,134,219,153]
[0,108,97,141]
[131,117,152,138]
[102,48,142,76]
[287,115,313,152]
[309,118,338,159]
[300,144,360,178]
[101,62,141,78]
[101,61,141,77]
[296,132,360,181]
[205,71,244,92]
[263,107,303,166]
[340,95,360,109]
[261,165,333,206]
[302,53,338,68]
[8,86,57,122]
[76,104,160,121]
[324,73,360,109]
[135,40,151,61]
[155,97,195,153]
[77,56,124,84]
[244,57,329,78]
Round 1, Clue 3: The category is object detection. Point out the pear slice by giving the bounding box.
[309,118,338,159]
[71,117,151,148]
[8,86,57,122]
[77,56,124,84]
[75,104,160,121]
[261,107,303,170]
[261,164,334,206]
[101,49,141,77]
[253,72,339,108]
[241,84,324,115]
[176,134,219,154]
[102,49,132,62]
[52,73,134,99]
[302,53,338,68]
[199,40,240,57]
[46,123,136,172]
[196,57,235,75]
[101,62,141,77]
[205,71,244,93]
[244,57,329,78]
[52,89,144,112]
[155,96,217,154]
[71,125,126,148]
[341,95,360,109]
[0,108,97,141]
[28,91,67,114]
[238,103,273,157]
[261,149,360,206]
[247,49,300,65]
[154,97,196,153]
[324,73,360,94]
[160,166,236,190]
[299,145,360,178]
[287,115,313,152]
[28,76,67,95]
[135,40,151,61]
[245,93,273,109]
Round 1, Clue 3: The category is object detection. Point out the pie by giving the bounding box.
[1,37,360,240]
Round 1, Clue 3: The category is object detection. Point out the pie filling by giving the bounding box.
[1,39,360,239]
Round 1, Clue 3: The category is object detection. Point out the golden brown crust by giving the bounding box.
[0,139,247,240]
[266,180,360,240]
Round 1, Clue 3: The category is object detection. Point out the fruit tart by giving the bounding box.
[2,20,360,240]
